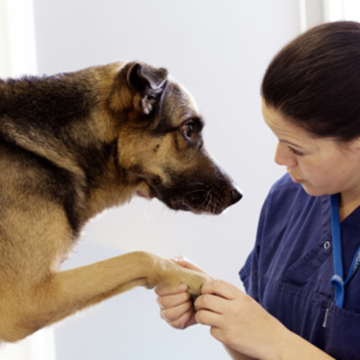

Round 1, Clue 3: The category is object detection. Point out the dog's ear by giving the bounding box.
[126,62,168,115]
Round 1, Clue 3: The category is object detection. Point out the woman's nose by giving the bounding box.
[274,142,297,167]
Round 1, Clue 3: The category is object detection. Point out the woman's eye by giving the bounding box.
[288,146,303,156]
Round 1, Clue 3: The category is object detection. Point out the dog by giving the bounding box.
[0,61,241,342]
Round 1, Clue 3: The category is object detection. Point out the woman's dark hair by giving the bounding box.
[261,21,360,142]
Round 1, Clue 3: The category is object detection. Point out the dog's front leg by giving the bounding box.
[1,251,208,342]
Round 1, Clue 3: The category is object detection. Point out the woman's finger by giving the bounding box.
[194,293,227,314]
[195,309,223,327]
[156,289,191,310]
[166,309,197,330]
[201,279,242,300]
[160,300,193,322]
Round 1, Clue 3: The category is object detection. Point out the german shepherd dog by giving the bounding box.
[0,61,241,342]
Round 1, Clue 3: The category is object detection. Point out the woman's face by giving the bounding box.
[261,99,360,198]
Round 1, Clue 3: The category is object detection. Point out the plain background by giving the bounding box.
[5,1,360,359]
[31,1,301,359]
[0,0,330,359]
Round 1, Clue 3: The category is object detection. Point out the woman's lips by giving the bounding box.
[289,174,304,184]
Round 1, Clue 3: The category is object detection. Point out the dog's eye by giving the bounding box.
[180,118,204,144]
[182,122,195,139]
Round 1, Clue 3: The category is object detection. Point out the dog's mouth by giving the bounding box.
[173,203,192,211]
[134,180,155,199]
[153,182,240,215]
[135,189,149,199]
[133,175,242,215]
[166,199,192,212]
[134,180,201,212]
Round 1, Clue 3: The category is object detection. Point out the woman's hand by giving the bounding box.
[194,279,285,358]
[194,280,334,360]
[155,256,210,330]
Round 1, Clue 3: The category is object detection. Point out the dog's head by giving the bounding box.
[108,61,242,214]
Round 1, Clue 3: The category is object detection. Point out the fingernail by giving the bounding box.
[178,284,188,291]
[173,255,184,262]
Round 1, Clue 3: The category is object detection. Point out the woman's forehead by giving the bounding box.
[261,99,357,154]
[261,100,307,137]
[261,99,327,150]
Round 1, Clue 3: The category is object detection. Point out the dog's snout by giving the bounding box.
[230,187,242,205]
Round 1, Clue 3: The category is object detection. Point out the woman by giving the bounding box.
[155,21,360,360]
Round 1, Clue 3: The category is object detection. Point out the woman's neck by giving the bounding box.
[339,191,360,221]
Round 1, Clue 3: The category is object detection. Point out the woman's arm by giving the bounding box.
[224,345,257,360]
[195,280,335,360]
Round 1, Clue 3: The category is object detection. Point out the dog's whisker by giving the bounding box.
[197,189,212,212]
[182,188,208,197]
[191,189,213,213]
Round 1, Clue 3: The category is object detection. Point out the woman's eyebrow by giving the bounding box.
[279,139,305,148]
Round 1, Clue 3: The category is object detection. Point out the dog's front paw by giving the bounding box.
[182,269,210,299]
[153,258,210,298]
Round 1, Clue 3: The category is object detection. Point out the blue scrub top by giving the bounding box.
[240,174,360,360]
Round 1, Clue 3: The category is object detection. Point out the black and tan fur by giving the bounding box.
[0,61,241,342]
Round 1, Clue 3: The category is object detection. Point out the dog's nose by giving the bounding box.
[230,187,242,205]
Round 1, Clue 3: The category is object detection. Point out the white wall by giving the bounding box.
[30,1,300,359]
[0,1,56,360]
[0,0,37,78]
